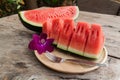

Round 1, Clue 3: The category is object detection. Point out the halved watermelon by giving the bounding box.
[57,19,75,50]
[84,24,104,59]
[68,22,90,56]
[19,6,79,32]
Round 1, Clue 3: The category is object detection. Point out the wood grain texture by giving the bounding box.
[0,11,120,80]
[77,0,120,15]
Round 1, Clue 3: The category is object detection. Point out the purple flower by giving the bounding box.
[28,33,54,54]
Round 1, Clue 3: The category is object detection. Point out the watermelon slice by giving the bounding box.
[84,24,104,59]
[19,6,79,32]
[42,19,52,38]
[42,18,105,59]
[68,22,90,56]
[50,18,63,44]
[57,19,75,50]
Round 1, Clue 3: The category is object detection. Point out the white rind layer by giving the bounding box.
[19,11,43,27]
[73,6,79,20]
[84,49,103,59]
[68,47,83,56]
[19,6,79,27]
[57,44,67,51]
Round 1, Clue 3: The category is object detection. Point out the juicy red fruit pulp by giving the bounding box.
[57,19,75,50]
[84,24,104,58]
[42,19,105,59]
[68,22,90,56]
[50,19,63,44]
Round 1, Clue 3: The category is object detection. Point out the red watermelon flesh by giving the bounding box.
[42,19,52,38]
[68,22,90,56]
[42,18,105,59]
[50,18,63,44]
[57,19,75,50]
[19,6,79,27]
[84,24,104,58]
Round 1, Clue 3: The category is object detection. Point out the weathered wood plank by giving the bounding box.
[0,12,120,80]
[77,0,120,15]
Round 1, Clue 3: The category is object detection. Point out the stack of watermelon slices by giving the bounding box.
[42,19,105,59]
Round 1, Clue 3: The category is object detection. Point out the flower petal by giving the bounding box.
[45,39,54,46]
[39,33,47,40]
[28,33,54,54]
[46,46,54,52]
[28,40,37,50]
[32,34,40,43]
[44,39,54,52]
[36,44,46,54]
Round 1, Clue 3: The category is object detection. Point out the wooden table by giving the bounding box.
[0,11,120,80]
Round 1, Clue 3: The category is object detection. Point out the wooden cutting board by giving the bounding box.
[34,47,108,73]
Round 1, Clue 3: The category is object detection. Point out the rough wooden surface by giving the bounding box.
[77,0,120,15]
[0,11,120,80]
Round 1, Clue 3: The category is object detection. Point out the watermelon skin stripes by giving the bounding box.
[43,19,105,59]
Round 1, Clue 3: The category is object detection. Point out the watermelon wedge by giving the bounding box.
[57,19,75,50]
[84,24,104,59]
[50,18,63,44]
[42,19,105,59]
[19,6,79,32]
[42,19,52,38]
[68,22,90,56]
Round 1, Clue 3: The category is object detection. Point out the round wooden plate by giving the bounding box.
[34,47,108,73]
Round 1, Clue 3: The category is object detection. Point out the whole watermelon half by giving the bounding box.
[19,6,79,32]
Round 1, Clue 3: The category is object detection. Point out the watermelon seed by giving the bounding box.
[66,12,70,15]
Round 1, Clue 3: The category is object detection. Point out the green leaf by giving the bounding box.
[7,0,16,3]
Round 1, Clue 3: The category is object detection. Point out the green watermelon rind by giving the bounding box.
[68,47,83,56]
[18,13,42,32]
[57,44,83,56]
[72,6,79,20]
[18,6,79,32]
[83,49,103,59]
[57,44,68,51]
[57,44,103,59]
[19,11,43,27]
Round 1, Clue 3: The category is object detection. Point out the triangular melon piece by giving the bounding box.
[42,19,52,38]
[50,18,63,44]
[84,24,104,59]
[68,22,90,56]
[57,19,75,50]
